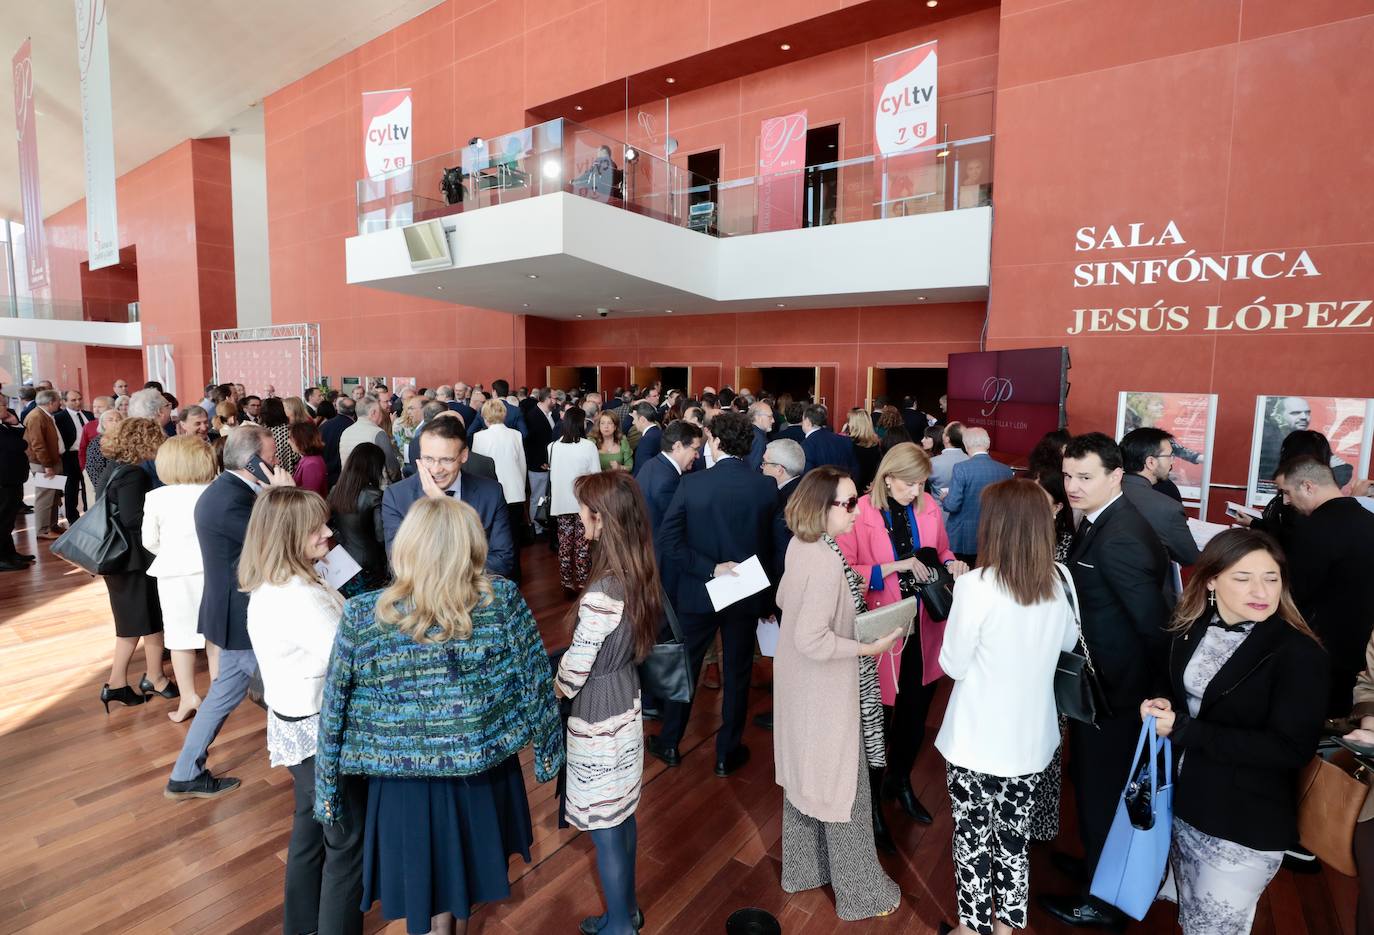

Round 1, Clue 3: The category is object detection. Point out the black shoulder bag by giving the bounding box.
[51,464,131,575]
[1053,565,1112,726]
[638,592,694,704]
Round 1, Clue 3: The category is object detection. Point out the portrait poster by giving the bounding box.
[340,376,361,397]
[1247,395,1374,505]
[1115,392,1217,509]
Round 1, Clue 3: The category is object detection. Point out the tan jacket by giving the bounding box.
[23,407,60,469]
[773,536,863,822]
[1350,631,1374,821]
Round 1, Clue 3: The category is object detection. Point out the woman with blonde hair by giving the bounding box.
[242,486,363,935]
[143,436,219,722]
[213,399,239,435]
[315,496,562,934]
[845,408,882,491]
[96,418,175,711]
[85,408,123,490]
[836,442,967,843]
[471,397,528,573]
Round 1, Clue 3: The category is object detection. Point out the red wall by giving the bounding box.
[38,138,236,399]
[986,0,1374,516]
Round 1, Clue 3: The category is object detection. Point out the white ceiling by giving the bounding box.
[0,0,445,223]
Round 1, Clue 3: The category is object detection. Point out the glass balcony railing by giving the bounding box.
[0,297,87,321]
[356,117,993,239]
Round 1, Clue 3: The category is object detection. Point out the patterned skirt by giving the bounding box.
[556,514,591,591]
[565,695,643,831]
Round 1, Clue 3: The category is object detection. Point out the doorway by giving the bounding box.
[80,245,139,322]
[867,366,948,416]
[546,365,600,394]
[737,366,836,406]
[804,124,839,228]
[686,150,719,207]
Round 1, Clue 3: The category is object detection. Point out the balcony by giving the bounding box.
[345,117,994,318]
[0,296,142,348]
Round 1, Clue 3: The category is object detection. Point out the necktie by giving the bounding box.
[445,490,456,497]
[1070,517,1093,555]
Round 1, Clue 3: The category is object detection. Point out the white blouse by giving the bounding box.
[141,483,211,578]
[548,438,601,516]
[471,422,527,504]
[246,576,345,717]
[935,564,1080,777]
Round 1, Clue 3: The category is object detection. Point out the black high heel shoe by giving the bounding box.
[139,674,180,700]
[101,684,146,713]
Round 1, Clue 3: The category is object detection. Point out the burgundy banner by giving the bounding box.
[757,110,806,233]
[11,39,48,290]
[946,347,1068,459]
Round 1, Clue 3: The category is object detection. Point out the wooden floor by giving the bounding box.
[0,509,1359,934]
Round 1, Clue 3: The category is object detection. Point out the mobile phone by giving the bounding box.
[245,453,273,484]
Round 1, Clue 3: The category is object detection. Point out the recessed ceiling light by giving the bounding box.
[436,285,444,291]
[776,303,786,307]
[927,0,938,6]
[918,295,926,300]
[576,313,583,318]
[522,303,529,308]
[780,43,791,51]
[613,296,621,300]
[665,77,676,84]
[665,309,673,314]
[574,105,583,111]
[527,274,539,279]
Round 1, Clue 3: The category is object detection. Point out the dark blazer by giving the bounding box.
[655,457,778,616]
[195,472,259,651]
[802,427,859,479]
[321,413,355,485]
[1285,496,1374,714]
[0,422,28,485]
[53,409,93,453]
[524,406,556,471]
[942,452,1014,555]
[1067,495,1170,707]
[746,426,767,472]
[380,471,514,579]
[404,427,499,482]
[330,487,388,586]
[1121,473,1200,567]
[771,476,801,610]
[631,424,662,477]
[1167,615,1328,852]
[634,451,682,532]
[778,424,805,445]
[447,400,477,426]
[900,407,929,439]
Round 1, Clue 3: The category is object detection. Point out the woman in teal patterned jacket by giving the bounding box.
[315,495,563,935]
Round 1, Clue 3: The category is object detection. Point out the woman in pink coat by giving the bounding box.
[836,443,968,839]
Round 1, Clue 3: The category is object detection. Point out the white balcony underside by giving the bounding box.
[0,317,142,348]
[345,193,991,319]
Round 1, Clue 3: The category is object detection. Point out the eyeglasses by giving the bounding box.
[761,460,778,469]
[419,455,460,469]
[830,496,859,512]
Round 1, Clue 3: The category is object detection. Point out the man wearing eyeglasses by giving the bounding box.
[1119,428,1199,602]
[380,415,514,579]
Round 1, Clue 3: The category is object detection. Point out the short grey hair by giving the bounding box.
[747,401,772,422]
[356,394,381,419]
[129,387,168,420]
[223,424,270,471]
[435,384,454,400]
[98,409,123,432]
[766,439,804,479]
[35,389,59,406]
[962,426,991,451]
[179,404,208,423]
[421,400,446,421]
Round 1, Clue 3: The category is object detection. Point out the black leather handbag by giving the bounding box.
[1053,566,1111,725]
[51,465,130,575]
[638,593,694,704]
[914,546,955,621]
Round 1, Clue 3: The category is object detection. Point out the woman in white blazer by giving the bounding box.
[240,487,363,935]
[141,437,217,722]
[471,397,528,540]
[933,478,1079,935]
[547,411,602,593]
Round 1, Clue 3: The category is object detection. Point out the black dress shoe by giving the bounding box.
[1051,850,1089,883]
[14,552,34,561]
[714,744,750,777]
[1038,894,1126,930]
[0,559,26,571]
[165,770,242,800]
[752,711,773,731]
[578,908,645,933]
[647,735,680,767]
[139,674,181,700]
[882,774,933,824]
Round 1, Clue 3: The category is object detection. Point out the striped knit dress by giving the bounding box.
[555,577,642,831]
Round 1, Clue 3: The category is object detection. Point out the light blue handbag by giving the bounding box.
[1090,716,1174,920]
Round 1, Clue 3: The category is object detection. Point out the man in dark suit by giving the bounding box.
[651,412,778,776]
[800,404,859,479]
[53,389,94,524]
[320,396,355,486]
[746,401,774,471]
[167,425,289,800]
[405,409,498,481]
[777,401,806,445]
[487,380,528,438]
[1275,455,1374,716]
[524,390,558,536]
[1119,428,1200,598]
[629,402,662,477]
[1041,432,1169,930]
[900,395,929,439]
[942,426,1014,565]
[752,437,805,731]
[381,417,514,579]
[635,420,703,532]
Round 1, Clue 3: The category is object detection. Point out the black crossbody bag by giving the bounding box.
[1053,566,1111,726]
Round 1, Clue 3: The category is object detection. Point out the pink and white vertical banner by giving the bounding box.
[74,0,119,269]
[873,40,938,156]
[362,88,412,224]
[757,110,807,233]
[11,39,48,290]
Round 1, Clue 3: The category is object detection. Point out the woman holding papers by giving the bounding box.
[774,466,903,921]
[241,487,364,935]
[836,443,967,833]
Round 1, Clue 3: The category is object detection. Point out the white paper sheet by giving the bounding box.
[705,554,770,612]
[31,473,66,490]
[1225,501,1262,520]
[315,545,362,590]
[1187,517,1230,550]
[756,617,780,657]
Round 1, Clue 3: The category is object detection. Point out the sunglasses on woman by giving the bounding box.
[830,496,859,513]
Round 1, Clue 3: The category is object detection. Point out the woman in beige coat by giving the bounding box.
[774,466,902,921]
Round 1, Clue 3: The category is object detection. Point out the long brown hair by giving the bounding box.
[976,478,1057,605]
[1168,528,1317,640]
[569,471,663,660]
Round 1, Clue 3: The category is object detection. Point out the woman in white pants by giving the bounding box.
[142,436,218,722]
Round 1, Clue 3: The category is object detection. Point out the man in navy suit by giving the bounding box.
[53,389,94,524]
[652,412,778,776]
[900,395,930,439]
[800,404,859,479]
[381,417,514,579]
[746,401,774,471]
[167,425,290,800]
[635,420,703,532]
[941,425,1013,564]
[629,402,662,477]
[405,407,498,482]
[320,396,355,487]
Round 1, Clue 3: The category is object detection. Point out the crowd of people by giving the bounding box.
[5,371,1374,935]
